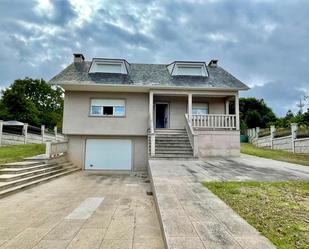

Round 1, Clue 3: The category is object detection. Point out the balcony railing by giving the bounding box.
[186,114,237,129]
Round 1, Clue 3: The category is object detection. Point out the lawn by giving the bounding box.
[0,144,45,164]
[241,143,309,167]
[203,181,309,249]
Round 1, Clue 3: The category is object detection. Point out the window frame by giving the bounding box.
[89,98,126,118]
[192,102,209,115]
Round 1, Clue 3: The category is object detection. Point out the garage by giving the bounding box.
[85,139,132,170]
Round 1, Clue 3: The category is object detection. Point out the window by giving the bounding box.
[177,66,204,76]
[167,62,208,77]
[88,59,129,74]
[192,103,208,115]
[90,99,125,117]
[95,63,122,73]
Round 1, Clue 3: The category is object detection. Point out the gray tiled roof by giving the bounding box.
[49,61,249,90]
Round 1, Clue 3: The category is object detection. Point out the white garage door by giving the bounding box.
[85,139,132,170]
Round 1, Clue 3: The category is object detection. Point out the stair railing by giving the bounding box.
[149,116,155,156]
[185,114,198,157]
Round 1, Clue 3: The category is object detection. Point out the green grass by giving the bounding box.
[241,143,309,167]
[0,144,45,164]
[203,181,309,249]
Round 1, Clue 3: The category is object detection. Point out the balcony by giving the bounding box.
[186,114,237,130]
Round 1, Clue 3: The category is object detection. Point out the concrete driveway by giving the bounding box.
[201,154,309,181]
[149,155,309,249]
[0,172,164,249]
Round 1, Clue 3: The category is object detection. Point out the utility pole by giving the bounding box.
[297,98,305,114]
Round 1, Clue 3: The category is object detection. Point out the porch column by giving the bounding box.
[225,99,230,114]
[149,92,154,132]
[188,93,192,124]
[149,92,155,156]
[235,93,240,130]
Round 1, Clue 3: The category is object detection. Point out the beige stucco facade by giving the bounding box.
[63,91,229,133]
[63,91,149,136]
[197,130,240,157]
[62,89,239,170]
[67,135,148,171]
[153,95,227,129]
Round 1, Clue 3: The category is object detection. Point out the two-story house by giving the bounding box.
[49,54,249,171]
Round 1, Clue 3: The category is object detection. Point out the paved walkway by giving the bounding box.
[0,172,164,249]
[149,154,309,249]
[201,154,309,181]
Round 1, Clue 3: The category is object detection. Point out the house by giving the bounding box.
[49,54,249,171]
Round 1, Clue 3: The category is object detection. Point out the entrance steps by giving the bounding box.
[150,129,197,160]
[0,157,79,198]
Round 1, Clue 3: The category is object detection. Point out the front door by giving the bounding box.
[155,103,169,128]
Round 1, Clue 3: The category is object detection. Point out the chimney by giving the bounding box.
[73,53,85,63]
[208,59,218,67]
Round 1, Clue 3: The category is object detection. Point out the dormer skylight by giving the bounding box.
[167,61,208,77]
[89,58,129,74]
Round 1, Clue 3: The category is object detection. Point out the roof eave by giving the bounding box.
[53,81,248,92]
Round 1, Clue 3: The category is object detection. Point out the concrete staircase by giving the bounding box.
[0,157,79,198]
[151,129,196,159]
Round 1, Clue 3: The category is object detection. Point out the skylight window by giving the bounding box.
[89,59,129,74]
[167,61,208,77]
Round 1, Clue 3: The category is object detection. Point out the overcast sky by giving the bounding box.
[0,0,309,116]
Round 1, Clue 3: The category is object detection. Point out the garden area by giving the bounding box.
[203,181,309,249]
[0,144,45,164]
[241,143,309,167]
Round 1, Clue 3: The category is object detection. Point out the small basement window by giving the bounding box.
[90,99,125,117]
[192,103,209,115]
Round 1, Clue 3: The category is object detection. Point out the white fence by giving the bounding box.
[0,121,65,146]
[247,123,309,154]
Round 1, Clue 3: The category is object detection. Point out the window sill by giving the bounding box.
[88,115,126,118]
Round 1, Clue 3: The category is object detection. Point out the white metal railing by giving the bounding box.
[46,141,68,158]
[187,114,237,129]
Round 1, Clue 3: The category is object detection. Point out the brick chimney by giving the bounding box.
[208,59,218,67]
[73,53,85,63]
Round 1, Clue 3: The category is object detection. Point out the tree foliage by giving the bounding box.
[239,98,277,129]
[272,109,309,128]
[0,78,63,129]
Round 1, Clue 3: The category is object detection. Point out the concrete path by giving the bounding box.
[201,154,309,181]
[0,172,164,249]
[148,154,309,249]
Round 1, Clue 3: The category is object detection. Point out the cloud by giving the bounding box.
[0,0,309,116]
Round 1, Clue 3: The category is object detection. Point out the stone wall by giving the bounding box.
[249,133,309,154]
[197,130,240,157]
[256,135,271,148]
[295,138,309,153]
[273,136,293,152]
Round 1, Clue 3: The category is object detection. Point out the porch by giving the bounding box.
[148,90,240,158]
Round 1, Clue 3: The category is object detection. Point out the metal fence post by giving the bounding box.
[270,125,276,149]
[23,123,28,144]
[291,123,298,153]
[0,120,3,147]
[41,125,45,143]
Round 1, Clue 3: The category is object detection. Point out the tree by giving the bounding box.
[0,78,63,129]
[239,98,277,128]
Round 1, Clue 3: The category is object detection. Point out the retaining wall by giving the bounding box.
[249,134,309,154]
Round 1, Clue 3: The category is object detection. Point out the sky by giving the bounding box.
[0,0,309,117]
